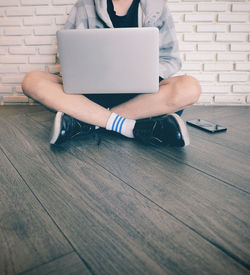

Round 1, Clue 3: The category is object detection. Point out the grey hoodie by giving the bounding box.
[64,0,182,79]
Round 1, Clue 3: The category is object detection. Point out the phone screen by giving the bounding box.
[187,119,227,133]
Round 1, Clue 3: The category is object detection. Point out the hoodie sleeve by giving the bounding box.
[64,5,77,29]
[157,4,182,79]
[56,1,88,64]
[64,1,88,30]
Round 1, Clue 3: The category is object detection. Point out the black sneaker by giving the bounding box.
[50,112,96,145]
[133,113,190,147]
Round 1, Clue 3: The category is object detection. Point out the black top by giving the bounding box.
[107,0,140,28]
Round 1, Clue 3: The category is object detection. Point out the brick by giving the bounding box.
[0,86,13,93]
[179,43,196,52]
[171,14,181,23]
[197,95,213,104]
[0,47,8,54]
[9,46,36,54]
[230,24,250,33]
[23,17,52,26]
[219,73,248,82]
[217,53,246,61]
[232,4,250,12]
[198,43,227,51]
[39,46,57,54]
[233,85,250,93]
[184,33,213,42]
[21,0,49,5]
[66,6,72,14]
[19,64,46,73]
[202,85,231,94]
[186,53,215,61]
[185,13,214,22]
[0,37,23,45]
[0,18,22,26]
[3,95,29,103]
[197,24,227,33]
[0,0,19,6]
[214,95,245,104]
[230,43,250,52]
[218,14,248,23]
[176,34,183,41]
[191,73,217,82]
[0,65,18,73]
[6,8,33,16]
[0,9,4,17]
[34,26,60,36]
[235,63,250,71]
[204,63,233,72]
[25,36,56,45]
[52,0,75,4]
[2,74,25,84]
[36,7,66,15]
[181,63,202,71]
[175,24,193,33]
[4,27,33,35]
[0,56,26,64]
[55,16,67,25]
[198,3,228,12]
[29,55,56,64]
[247,96,250,103]
[168,3,195,12]
[216,33,246,42]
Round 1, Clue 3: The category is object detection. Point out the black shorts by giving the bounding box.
[85,76,164,109]
[84,76,183,116]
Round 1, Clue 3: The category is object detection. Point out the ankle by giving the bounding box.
[106,112,135,138]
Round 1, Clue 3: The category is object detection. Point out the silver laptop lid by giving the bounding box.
[57,27,159,94]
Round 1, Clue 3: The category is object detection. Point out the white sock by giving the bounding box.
[106,112,136,138]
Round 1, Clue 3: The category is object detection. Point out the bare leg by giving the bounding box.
[111,75,201,119]
[22,72,201,126]
[22,71,111,128]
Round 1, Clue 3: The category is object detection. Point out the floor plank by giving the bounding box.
[0,113,248,274]
[20,252,90,275]
[0,105,45,118]
[0,148,72,275]
[63,132,250,269]
[183,107,250,154]
[154,130,250,193]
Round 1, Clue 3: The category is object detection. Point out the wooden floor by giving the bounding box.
[0,105,249,275]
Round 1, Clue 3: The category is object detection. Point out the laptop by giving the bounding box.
[57,27,159,94]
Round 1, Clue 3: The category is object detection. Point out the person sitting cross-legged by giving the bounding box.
[22,0,201,147]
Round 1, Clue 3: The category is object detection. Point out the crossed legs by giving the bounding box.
[22,71,201,127]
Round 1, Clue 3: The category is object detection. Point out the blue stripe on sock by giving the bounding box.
[119,118,126,134]
[115,116,123,132]
[112,114,119,131]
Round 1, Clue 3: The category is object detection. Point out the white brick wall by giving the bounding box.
[0,0,249,105]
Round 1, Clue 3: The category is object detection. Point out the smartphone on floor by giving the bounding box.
[186,119,227,133]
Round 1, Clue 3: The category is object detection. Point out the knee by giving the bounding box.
[164,75,201,108]
[22,71,46,100]
[178,75,201,104]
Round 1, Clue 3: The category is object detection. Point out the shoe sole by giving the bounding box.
[50,111,64,144]
[171,113,190,146]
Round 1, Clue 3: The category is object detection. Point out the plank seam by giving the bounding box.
[0,145,95,275]
[68,144,250,271]
[154,147,250,195]
[21,113,250,270]
[17,251,74,275]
